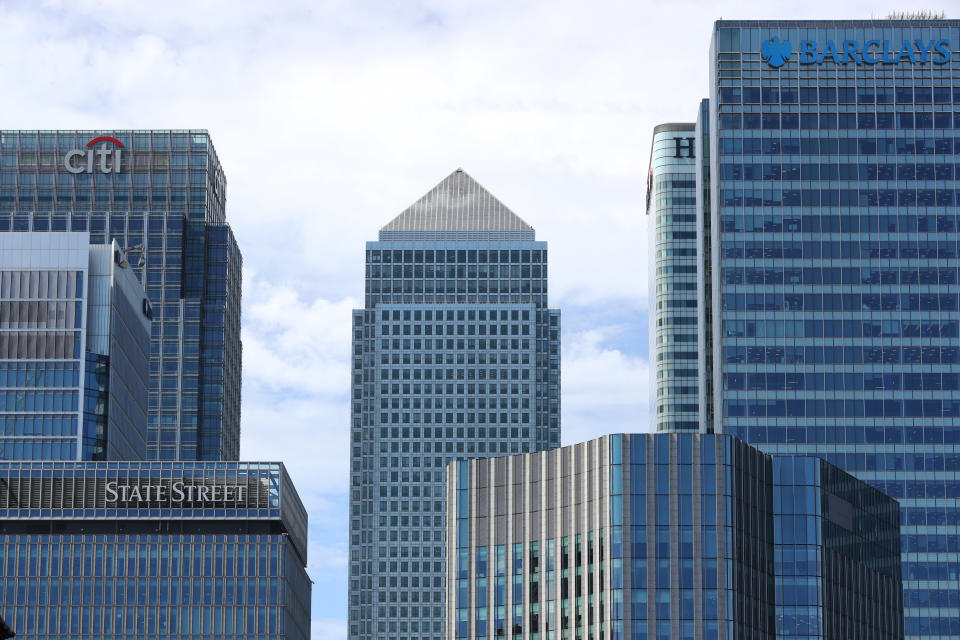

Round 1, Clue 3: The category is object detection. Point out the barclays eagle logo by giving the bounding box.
[761,36,792,68]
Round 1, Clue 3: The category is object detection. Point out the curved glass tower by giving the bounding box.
[648,124,699,431]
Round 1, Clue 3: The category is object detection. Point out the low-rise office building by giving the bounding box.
[0,232,150,460]
[447,433,902,640]
[0,460,310,639]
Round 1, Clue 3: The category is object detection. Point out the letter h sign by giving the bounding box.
[674,137,695,158]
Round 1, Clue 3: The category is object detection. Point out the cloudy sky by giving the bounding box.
[1,0,891,635]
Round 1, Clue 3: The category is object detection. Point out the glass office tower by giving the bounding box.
[0,232,150,461]
[348,169,561,640]
[701,19,960,640]
[0,130,241,461]
[648,124,699,431]
[0,461,310,639]
[447,433,903,640]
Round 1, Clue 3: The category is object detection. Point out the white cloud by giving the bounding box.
[562,326,651,445]
[240,273,355,497]
[308,542,348,571]
[311,618,347,640]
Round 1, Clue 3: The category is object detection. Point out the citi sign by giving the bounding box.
[63,135,124,174]
[761,37,951,68]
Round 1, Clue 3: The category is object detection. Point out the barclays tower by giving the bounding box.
[652,19,960,640]
[0,131,241,461]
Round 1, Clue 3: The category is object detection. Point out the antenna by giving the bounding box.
[886,10,947,19]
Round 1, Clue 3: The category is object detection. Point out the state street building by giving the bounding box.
[0,461,310,639]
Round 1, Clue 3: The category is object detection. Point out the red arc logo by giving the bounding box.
[86,136,124,147]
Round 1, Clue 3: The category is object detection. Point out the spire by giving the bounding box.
[379,169,534,240]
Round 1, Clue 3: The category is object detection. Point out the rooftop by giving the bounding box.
[379,169,535,241]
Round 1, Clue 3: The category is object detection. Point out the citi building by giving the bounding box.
[653,18,960,640]
[0,131,241,461]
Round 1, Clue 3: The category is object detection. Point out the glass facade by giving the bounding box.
[447,433,902,640]
[0,130,242,461]
[648,124,699,431]
[0,461,310,639]
[348,169,561,640]
[0,233,150,461]
[701,19,960,640]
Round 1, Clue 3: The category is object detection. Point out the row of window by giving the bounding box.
[723,292,960,311]
[375,352,533,365]
[0,270,82,300]
[719,85,960,105]
[379,323,534,337]
[0,301,83,330]
[369,280,545,294]
[0,604,288,637]
[718,135,956,155]
[0,439,75,460]
[370,265,546,278]
[731,425,960,446]
[724,243,960,261]
[721,110,960,130]
[721,187,960,208]
[726,398,960,418]
[720,213,960,233]
[381,397,531,410]
[0,415,77,436]
[723,337,960,365]
[365,293,549,307]
[2,575,284,604]
[722,161,959,180]
[723,267,960,286]
[378,338,540,352]
[0,189,208,205]
[873,480,960,499]
[0,361,80,388]
[379,412,532,425]
[378,426,530,442]
[0,170,209,186]
[726,371,960,391]
[725,342,960,363]
[0,389,79,412]
[0,132,211,151]
[368,249,545,264]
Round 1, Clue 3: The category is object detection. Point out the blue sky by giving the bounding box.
[0,0,886,635]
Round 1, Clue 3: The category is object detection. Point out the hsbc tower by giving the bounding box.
[0,130,241,461]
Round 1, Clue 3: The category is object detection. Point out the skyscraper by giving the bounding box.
[650,19,960,640]
[0,130,242,461]
[0,460,311,638]
[447,433,903,640]
[348,169,561,640]
[0,232,150,460]
[647,124,699,432]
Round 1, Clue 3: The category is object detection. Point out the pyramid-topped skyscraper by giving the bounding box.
[348,169,560,640]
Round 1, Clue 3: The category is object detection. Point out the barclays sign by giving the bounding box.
[761,37,951,68]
